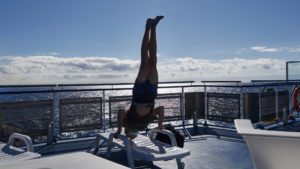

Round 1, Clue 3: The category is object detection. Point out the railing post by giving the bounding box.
[240,87,244,119]
[102,90,106,132]
[181,86,192,139]
[193,110,198,128]
[52,89,59,138]
[286,62,289,82]
[47,122,54,145]
[204,86,208,126]
[258,87,262,122]
[288,85,294,118]
[181,87,185,126]
[283,107,288,124]
[274,87,279,121]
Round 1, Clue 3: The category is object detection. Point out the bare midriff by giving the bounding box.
[135,105,151,117]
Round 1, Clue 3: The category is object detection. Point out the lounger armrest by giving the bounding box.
[149,129,178,146]
[7,133,34,152]
[108,133,132,148]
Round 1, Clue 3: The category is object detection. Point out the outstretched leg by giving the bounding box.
[135,20,152,83]
[148,26,158,84]
[148,16,163,84]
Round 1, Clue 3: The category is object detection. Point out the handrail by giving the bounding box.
[0,81,195,88]
[201,80,242,83]
[1,82,300,95]
[201,81,241,86]
[251,80,300,83]
[286,60,300,64]
[251,80,286,83]
[0,85,192,95]
[58,81,195,86]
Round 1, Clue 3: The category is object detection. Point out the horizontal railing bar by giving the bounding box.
[188,82,300,88]
[0,81,195,88]
[251,80,300,83]
[251,80,286,82]
[59,81,195,86]
[0,84,57,88]
[4,118,51,123]
[201,80,241,83]
[1,82,300,95]
[286,60,300,63]
[242,81,300,87]
[0,85,194,95]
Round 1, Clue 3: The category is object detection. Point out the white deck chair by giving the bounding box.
[0,133,41,166]
[94,129,190,169]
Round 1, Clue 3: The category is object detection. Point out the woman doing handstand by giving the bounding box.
[114,16,164,140]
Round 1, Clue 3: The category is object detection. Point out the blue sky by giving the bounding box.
[0,0,300,84]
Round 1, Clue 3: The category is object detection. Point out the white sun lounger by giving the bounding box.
[234,119,300,169]
[0,133,41,166]
[94,129,190,169]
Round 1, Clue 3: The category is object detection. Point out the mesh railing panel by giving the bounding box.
[184,92,205,119]
[0,100,53,142]
[109,93,182,128]
[261,91,276,121]
[261,90,289,121]
[278,91,289,118]
[109,96,131,128]
[59,97,102,133]
[156,93,182,121]
[207,93,240,122]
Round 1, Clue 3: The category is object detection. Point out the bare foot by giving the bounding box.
[153,15,164,27]
[146,18,154,29]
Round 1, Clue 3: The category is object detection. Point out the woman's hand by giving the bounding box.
[154,106,164,130]
[155,125,163,130]
[113,130,121,139]
[114,109,126,139]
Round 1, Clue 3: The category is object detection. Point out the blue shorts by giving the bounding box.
[132,79,158,104]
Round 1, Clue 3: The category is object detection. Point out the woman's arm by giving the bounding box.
[154,106,164,129]
[113,109,126,139]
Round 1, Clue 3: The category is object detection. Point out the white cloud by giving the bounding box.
[157,57,286,82]
[236,45,300,54]
[0,55,287,84]
[0,55,139,84]
[4,56,139,74]
[250,46,279,52]
[288,48,300,52]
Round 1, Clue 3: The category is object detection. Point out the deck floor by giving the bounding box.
[98,135,253,169]
[38,126,254,169]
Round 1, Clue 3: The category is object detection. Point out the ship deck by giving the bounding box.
[35,125,254,169]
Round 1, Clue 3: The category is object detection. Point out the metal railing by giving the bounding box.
[0,80,299,143]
